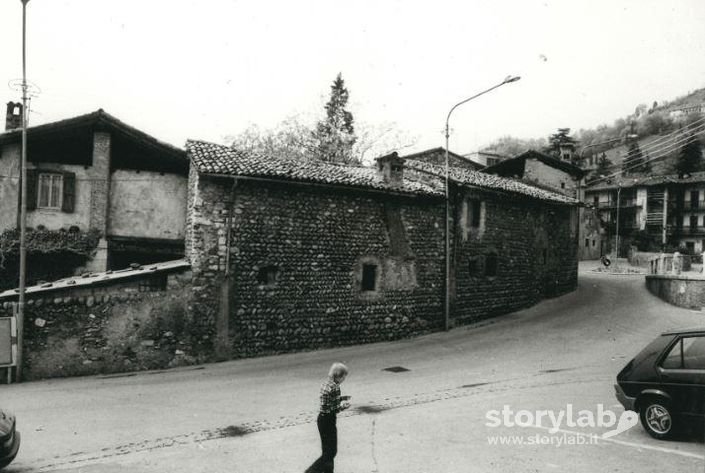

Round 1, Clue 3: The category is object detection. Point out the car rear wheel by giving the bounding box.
[640,399,674,440]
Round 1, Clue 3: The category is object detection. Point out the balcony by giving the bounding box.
[683,200,705,210]
[594,199,641,209]
[675,226,705,235]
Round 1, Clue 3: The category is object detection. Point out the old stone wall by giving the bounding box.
[452,189,578,325]
[646,273,705,310]
[190,177,446,357]
[0,268,196,380]
[190,175,579,358]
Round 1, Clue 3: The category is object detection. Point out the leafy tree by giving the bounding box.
[591,152,612,180]
[480,135,547,158]
[228,115,314,162]
[311,73,358,164]
[228,115,415,166]
[675,135,704,176]
[544,128,578,163]
[622,141,650,174]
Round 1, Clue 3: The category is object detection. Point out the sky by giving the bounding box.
[1,0,705,156]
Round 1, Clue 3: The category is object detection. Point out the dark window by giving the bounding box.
[687,242,695,254]
[468,256,481,275]
[485,253,498,277]
[469,200,481,227]
[139,274,168,292]
[256,266,279,286]
[585,238,589,248]
[691,191,699,208]
[561,182,566,189]
[690,216,698,229]
[592,239,596,247]
[361,264,377,291]
[663,337,705,370]
[542,249,547,264]
[593,195,599,207]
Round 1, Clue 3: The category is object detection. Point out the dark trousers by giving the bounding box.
[306,413,337,473]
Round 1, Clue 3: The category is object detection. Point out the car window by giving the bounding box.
[661,339,683,369]
[683,336,705,369]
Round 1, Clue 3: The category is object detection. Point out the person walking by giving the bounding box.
[305,362,350,473]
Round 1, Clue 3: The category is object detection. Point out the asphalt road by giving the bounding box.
[3,261,705,472]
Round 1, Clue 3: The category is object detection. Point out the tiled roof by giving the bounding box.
[186,140,443,196]
[406,160,579,205]
[0,109,184,157]
[0,259,190,300]
[586,171,705,191]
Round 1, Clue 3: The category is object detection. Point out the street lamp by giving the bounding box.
[443,75,520,331]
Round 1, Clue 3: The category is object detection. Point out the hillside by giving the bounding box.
[481,86,705,182]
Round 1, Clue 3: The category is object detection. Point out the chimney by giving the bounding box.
[5,102,22,131]
[375,152,405,186]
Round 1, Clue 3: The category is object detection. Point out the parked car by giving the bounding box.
[0,408,19,469]
[615,327,705,439]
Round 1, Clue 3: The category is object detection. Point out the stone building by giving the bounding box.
[185,140,579,359]
[0,105,189,275]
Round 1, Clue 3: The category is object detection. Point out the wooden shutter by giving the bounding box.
[26,169,38,211]
[62,172,76,213]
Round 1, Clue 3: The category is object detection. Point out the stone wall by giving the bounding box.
[646,273,705,310]
[190,177,446,357]
[189,175,579,358]
[0,268,195,380]
[452,189,578,325]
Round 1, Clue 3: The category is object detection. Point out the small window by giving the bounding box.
[592,239,596,247]
[542,249,547,265]
[469,200,481,228]
[38,173,63,209]
[257,265,279,286]
[593,195,599,207]
[691,216,698,229]
[485,253,498,277]
[585,238,589,248]
[139,274,168,292]
[561,182,566,189]
[361,264,377,291]
[468,256,481,276]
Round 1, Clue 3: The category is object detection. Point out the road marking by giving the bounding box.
[527,425,704,460]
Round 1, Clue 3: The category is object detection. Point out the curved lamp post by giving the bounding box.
[443,75,520,331]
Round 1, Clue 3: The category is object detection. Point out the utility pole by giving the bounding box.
[16,0,30,382]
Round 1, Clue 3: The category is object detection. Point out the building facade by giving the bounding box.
[0,105,189,278]
[186,140,579,359]
[585,172,705,255]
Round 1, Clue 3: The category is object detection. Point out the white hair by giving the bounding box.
[328,362,349,380]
